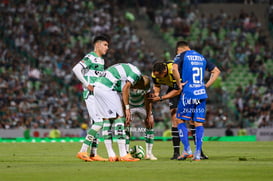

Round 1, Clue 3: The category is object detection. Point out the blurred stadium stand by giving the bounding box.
[0,0,272,134]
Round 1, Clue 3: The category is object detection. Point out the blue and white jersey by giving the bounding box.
[174,50,215,99]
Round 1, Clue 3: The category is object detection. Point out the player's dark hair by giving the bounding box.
[153,62,167,73]
[176,41,189,48]
[93,34,110,45]
[175,41,189,54]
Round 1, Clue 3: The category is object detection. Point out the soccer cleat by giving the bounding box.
[108,156,119,162]
[192,157,201,161]
[90,155,108,161]
[76,152,93,162]
[177,151,193,160]
[119,153,140,162]
[145,153,158,160]
[192,151,201,161]
[200,150,209,160]
[170,152,180,160]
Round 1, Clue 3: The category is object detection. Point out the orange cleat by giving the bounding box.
[90,155,108,161]
[108,156,119,162]
[119,153,140,162]
[177,152,193,160]
[76,152,93,162]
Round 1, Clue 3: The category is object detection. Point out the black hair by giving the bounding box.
[175,40,189,54]
[152,62,167,73]
[176,41,189,48]
[93,34,110,45]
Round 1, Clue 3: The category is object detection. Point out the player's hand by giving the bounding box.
[125,119,132,127]
[147,93,160,102]
[125,109,131,126]
[145,115,154,129]
[87,84,94,92]
[179,81,188,90]
[148,96,160,102]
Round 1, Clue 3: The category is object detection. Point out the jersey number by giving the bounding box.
[192,67,203,84]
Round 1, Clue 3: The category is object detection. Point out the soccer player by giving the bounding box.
[125,79,157,160]
[172,41,221,161]
[73,34,110,162]
[94,63,149,162]
[150,61,209,159]
[149,61,182,160]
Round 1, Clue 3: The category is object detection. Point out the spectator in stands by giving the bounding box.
[225,125,234,136]
[49,125,61,138]
[237,125,247,136]
[0,0,272,131]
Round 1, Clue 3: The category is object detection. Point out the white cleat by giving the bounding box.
[145,153,158,160]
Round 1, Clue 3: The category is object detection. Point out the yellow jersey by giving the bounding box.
[151,62,179,89]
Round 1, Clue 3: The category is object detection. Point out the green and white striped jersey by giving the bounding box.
[80,51,104,98]
[129,89,149,108]
[95,63,142,92]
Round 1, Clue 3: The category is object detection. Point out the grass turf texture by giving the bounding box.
[0,141,273,181]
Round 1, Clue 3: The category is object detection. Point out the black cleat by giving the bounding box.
[170,153,180,160]
[200,150,208,160]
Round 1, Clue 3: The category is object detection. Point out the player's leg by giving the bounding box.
[125,126,130,153]
[177,120,193,160]
[125,107,137,153]
[169,93,181,160]
[90,135,98,157]
[192,99,206,161]
[76,96,95,161]
[176,98,193,160]
[192,121,203,161]
[189,120,208,159]
[114,117,139,161]
[144,111,157,160]
[90,133,108,161]
[82,96,106,161]
[102,119,117,162]
[77,119,103,161]
[170,109,181,160]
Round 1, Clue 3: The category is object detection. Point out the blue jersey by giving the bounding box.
[174,50,215,99]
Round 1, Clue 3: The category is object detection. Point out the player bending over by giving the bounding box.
[94,63,150,162]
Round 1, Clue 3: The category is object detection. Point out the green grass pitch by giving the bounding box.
[0,141,273,181]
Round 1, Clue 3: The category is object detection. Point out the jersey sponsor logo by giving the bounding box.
[181,95,201,106]
[193,89,206,95]
[191,61,203,66]
[189,84,203,88]
[94,70,104,76]
[186,55,204,61]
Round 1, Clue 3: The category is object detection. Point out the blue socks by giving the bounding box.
[195,126,204,152]
[178,123,204,154]
[177,123,190,152]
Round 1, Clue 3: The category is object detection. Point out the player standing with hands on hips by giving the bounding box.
[172,41,220,161]
[73,34,110,162]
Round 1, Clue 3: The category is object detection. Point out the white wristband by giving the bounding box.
[125,105,130,110]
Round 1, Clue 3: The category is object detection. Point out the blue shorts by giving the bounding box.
[176,96,206,123]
